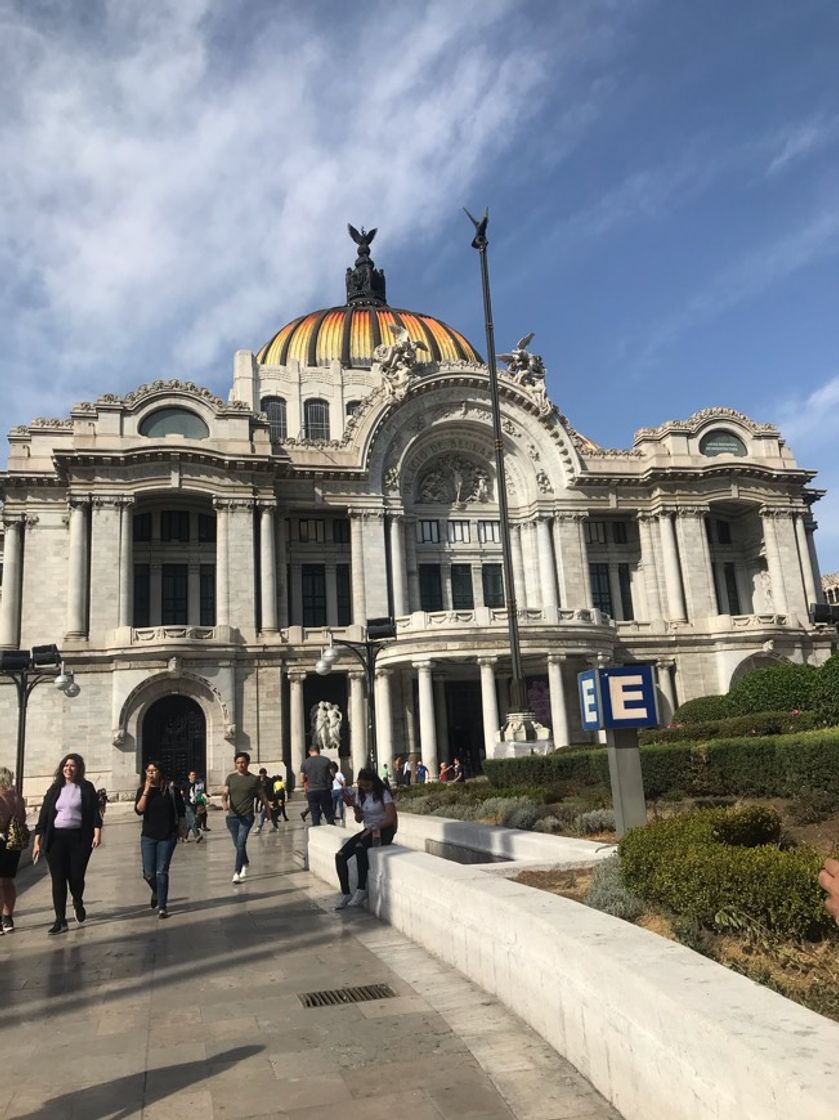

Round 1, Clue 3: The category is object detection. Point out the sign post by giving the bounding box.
[578,666,659,837]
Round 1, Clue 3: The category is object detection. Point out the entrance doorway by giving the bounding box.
[142,696,207,782]
[445,680,483,776]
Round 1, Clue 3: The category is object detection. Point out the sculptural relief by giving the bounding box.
[416,455,492,505]
[310,701,343,751]
[374,324,428,399]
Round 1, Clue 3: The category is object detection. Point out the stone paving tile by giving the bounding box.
[1,809,620,1120]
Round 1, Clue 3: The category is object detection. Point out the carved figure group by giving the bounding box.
[374,324,428,399]
[310,701,343,751]
[499,333,546,382]
[417,454,491,505]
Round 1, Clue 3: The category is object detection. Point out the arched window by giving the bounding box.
[699,430,747,457]
[138,407,209,439]
[304,399,330,441]
[261,396,287,442]
[345,399,361,417]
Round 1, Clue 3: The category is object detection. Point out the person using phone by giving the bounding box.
[135,760,186,919]
[334,768,397,910]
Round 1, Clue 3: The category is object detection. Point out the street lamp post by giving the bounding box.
[314,618,396,774]
[0,645,80,794]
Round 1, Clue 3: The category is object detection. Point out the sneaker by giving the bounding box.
[232,872,241,883]
[1,916,12,933]
[48,920,69,936]
[195,833,203,844]
[73,900,86,924]
[238,866,247,880]
[158,909,170,919]
[150,891,158,909]
[334,894,352,910]
[347,889,368,908]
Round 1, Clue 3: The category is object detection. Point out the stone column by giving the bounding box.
[547,654,570,748]
[511,523,528,610]
[227,500,257,639]
[658,512,687,621]
[521,522,541,610]
[805,516,825,605]
[478,657,500,759]
[434,674,450,760]
[213,499,230,628]
[771,508,809,622]
[675,508,717,619]
[288,669,307,766]
[404,517,419,612]
[636,513,663,619]
[535,516,559,612]
[348,670,367,779]
[415,662,438,777]
[325,563,338,626]
[795,512,818,609]
[375,668,394,772]
[608,564,623,621]
[259,503,278,632]
[349,510,367,625]
[389,515,409,617]
[117,499,134,629]
[277,513,289,627]
[66,498,90,638]
[759,508,788,616]
[553,512,590,609]
[290,564,303,626]
[657,660,677,722]
[0,516,24,648]
[363,510,389,618]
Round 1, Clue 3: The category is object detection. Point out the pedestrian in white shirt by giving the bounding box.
[330,764,346,822]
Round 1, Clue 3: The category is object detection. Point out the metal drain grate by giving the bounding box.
[298,983,396,1008]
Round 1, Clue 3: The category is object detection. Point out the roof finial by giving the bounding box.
[346,223,387,306]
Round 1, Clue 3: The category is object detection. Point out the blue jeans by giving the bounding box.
[184,804,201,839]
[226,814,253,873]
[332,790,345,821]
[141,835,177,911]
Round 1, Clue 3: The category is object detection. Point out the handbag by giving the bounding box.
[6,816,31,852]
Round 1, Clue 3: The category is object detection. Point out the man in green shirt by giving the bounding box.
[223,753,274,884]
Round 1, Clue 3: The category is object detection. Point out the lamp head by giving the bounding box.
[315,659,330,676]
[321,645,339,665]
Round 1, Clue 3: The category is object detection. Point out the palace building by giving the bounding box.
[0,229,834,795]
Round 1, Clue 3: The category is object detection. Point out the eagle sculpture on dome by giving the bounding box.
[348,224,377,254]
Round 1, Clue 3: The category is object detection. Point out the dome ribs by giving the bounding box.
[308,309,332,368]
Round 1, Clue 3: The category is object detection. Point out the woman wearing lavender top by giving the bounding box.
[33,753,102,935]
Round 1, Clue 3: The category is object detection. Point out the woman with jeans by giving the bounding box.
[33,753,102,935]
[0,766,28,935]
[135,761,185,919]
[334,768,397,909]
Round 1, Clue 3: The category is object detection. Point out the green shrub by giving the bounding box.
[619,807,832,938]
[474,796,532,824]
[573,808,616,835]
[585,855,645,921]
[640,709,821,746]
[673,694,733,722]
[533,815,563,834]
[504,802,540,830]
[812,655,839,727]
[727,663,818,716]
[710,805,782,846]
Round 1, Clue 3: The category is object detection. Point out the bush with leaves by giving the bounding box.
[812,654,839,727]
[673,694,734,723]
[619,806,833,939]
[585,855,645,921]
[573,808,616,835]
[640,709,821,746]
[503,801,540,830]
[727,663,818,716]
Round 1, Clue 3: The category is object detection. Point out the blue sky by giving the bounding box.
[1,0,838,569]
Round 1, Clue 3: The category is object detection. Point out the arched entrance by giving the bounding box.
[142,696,207,781]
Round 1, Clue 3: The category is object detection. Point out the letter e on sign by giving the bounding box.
[608,674,647,720]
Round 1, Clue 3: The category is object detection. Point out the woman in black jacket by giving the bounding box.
[33,753,102,935]
[135,760,185,920]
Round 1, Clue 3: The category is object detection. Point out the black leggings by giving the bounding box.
[46,829,92,921]
[335,827,396,894]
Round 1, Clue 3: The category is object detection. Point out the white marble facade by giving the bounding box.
[0,252,834,795]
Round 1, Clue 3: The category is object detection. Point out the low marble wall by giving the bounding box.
[307,822,838,1120]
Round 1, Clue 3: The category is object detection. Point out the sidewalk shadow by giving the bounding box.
[10,1045,262,1120]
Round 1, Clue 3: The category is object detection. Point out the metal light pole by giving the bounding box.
[0,646,80,794]
[465,208,528,713]
[315,618,396,773]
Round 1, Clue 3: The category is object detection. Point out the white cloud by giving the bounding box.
[766,114,839,176]
[0,0,624,432]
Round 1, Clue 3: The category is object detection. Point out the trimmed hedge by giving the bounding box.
[813,655,839,727]
[673,694,733,723]
[639,709,821,746]
[727,663,818,716]
[619,806,832,939]
[484,728,839,799]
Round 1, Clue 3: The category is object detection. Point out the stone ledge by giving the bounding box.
[307,823,839,1120]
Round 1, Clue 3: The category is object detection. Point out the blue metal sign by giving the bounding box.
[577,666,659,730]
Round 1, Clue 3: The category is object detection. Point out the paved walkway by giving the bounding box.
[1,805,619,1120]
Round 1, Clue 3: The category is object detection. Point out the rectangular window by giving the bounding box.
[589,562,613,615]
[133,512,152,542]
[336,563,352,626]
[199,564,216,626]
[161,563,188,624]
[716,519,732,545]
[450,564,474,609]
[160,511,190,543]
[416,519,440,544]
[612,521,628,545]
[481,563,504,608]
[584,521,607,546]
[477,520,501,544]
[419,564,443,611]
[618,563,634,621]
[298,519,326,544]
[333,518,350,544]
[447,520,471,544]
[198,513,217,542]
[301,564,326,626]
[724,562,741,615]
[133,564,150,627]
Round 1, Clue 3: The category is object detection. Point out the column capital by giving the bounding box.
[412,660,434,673]
[375,666,393,680]
[476,656,498,669]
[554,510,588,523]
[286,667,307,684]
[675,505,709,518]
[347,668,366,682]
[656,658,676,670]
[257,500,278,513]
[1,513,26,529]
[213,497,254,511]
[635,510,657,522]
[760,504,799,519]
[67,495,92,511]
[547,653,567,666]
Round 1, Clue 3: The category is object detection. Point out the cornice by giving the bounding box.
[634,407,778,442]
